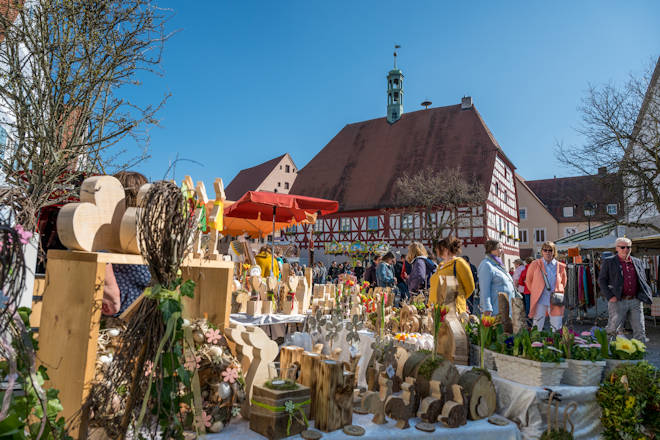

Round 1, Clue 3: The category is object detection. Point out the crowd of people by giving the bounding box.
[308,236,652,342]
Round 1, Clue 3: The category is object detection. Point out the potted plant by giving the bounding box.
[491,328,567,387]
[596,362,659,439]
[560,328,605,386]
[603,335,646,377]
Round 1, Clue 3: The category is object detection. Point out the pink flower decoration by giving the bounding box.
[144,360,154,377]
[574,337,588,345]
[199,410,212,428]
[581,331,591,337]
[205,328,222,344]
[531,342,544,348]
[184,353,201,371]
[15,224,33,245]
[222,366,239,383]
[589,343,602,348]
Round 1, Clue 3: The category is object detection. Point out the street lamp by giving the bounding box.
[584,202,597,239]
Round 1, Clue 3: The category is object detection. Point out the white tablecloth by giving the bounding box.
[230,313,307,326]
[456,366,602,440]
[209,412,522,439]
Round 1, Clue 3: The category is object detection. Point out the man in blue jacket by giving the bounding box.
[598,237,652,342]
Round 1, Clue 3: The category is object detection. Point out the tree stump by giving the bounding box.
[458,369,496,420]
[300,352,322,418]
[414,358,459,399]
[280,346,304,381]
[314,359,354,432]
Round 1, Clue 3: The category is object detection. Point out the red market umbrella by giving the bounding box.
[224,191,339,274]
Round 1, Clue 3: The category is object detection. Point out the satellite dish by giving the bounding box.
[421,100,432,109]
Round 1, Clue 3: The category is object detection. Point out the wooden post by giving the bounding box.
[313,359,354,432]
[280,346,304,381]
[299,352,321,418]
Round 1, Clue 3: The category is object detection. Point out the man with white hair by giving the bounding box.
[598,237,652,342]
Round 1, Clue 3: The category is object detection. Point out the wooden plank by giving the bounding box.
[30,275,46,329]
[37,255,105,437]
[181,262,234,330]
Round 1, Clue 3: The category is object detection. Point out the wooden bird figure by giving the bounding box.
[385,377,418,429]
[361,373,392,424]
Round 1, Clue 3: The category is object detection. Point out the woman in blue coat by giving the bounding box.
[478,239,516,317]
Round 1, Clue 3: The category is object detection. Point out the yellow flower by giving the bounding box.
[625,395,636,410]
[615,337,635,354]
[630,339,646,352]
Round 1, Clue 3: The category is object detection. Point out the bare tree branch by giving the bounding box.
[0,0,175,230]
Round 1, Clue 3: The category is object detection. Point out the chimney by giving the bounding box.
[597,166,607,176]
[461,96,473,110]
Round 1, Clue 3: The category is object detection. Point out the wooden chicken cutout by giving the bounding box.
[57,175,127,252]
[385,377,418,429]
[439,384,467,428]
[360,373,392,424]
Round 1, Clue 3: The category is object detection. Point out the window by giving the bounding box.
[607,204,617,215]
[367,216,378,231]
[534,228,546,243]
[284,182,289,190]
[340,217,351,232]
[519,229,528,244]
[278,182,281,187]
[519,207,527,220]
[274,188,278,193]
[285,165,290,173]
[562,206,574,217]
[401,214,414,230]
[503,191,507,203]
[494,182,499,197]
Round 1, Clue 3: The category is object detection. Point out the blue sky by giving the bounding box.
[129,1,660,191]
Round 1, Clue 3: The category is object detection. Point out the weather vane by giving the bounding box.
[394,44,401,69]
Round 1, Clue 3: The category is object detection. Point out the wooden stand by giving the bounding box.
[313,359,353,432]
[37,249,233,437]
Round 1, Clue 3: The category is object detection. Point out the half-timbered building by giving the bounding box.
[289,59,521,268]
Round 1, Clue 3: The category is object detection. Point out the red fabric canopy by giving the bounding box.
[224,191,338,222]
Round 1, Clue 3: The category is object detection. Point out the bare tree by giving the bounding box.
[394,167,486,243]
[557,57,660,232]
[0,0,174,230]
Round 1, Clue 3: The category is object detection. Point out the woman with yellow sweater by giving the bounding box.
[429,236,475,314]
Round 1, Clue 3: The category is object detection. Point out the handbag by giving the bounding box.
[541,264,564,306]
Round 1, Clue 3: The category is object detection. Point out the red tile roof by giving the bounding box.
[290,104,513,211]
[225,154,286,201]
[525,173,624,223]
[0,0,22,44]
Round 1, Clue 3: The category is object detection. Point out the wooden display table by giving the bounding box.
[37,249,233,436]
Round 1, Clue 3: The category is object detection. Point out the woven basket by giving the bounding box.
[603,358,642,377]
[492,352,567,387]
[562,359,606,386]
[469,344,497,370]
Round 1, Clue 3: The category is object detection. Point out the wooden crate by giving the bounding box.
[37,249,233,438]
[249,383,311,440]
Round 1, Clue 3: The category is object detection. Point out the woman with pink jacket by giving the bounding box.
[525,241,567,331]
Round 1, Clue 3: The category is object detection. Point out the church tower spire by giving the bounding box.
[387,45,404,124]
